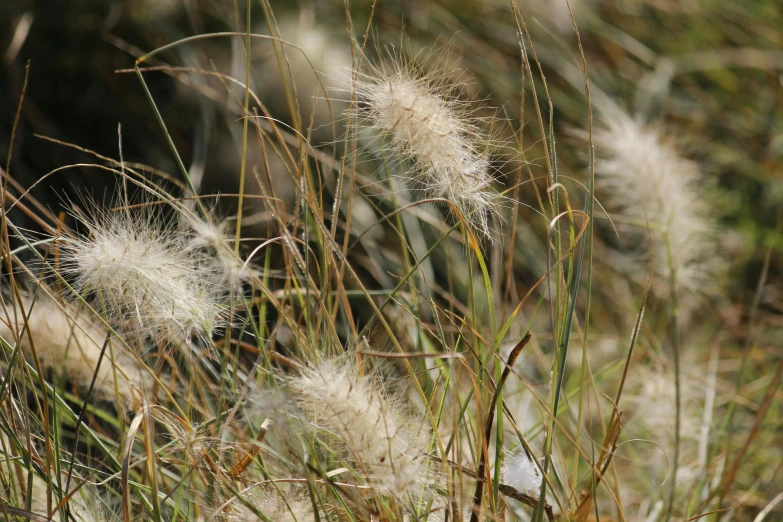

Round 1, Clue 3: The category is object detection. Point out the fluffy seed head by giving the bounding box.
[622,357,710,499]
[251,490,314,522]
[290,358,432,501]
[354,56,499,236]
[208,488,313,522]
[626,360,706,445]
[186,217,254,290]
[59,203,223,341]
[502,452,542,494]
[0,297,146,406]
[594,109,717,296]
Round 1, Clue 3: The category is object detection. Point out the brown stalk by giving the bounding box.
[469,332,531,522]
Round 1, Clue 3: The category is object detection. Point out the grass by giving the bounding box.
[0,0,782,521]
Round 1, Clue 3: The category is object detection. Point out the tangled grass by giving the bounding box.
[0,1,780,522]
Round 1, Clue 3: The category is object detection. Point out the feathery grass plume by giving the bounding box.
[593,109,716,296]
[187,217,254,290]
[58,199,224,341]
[23,478,99,522]
[619,356,711,512]
[242,490,314,522]
[0,297,145,406]
[502,452,542,495]
[290,357,432,502]
[259,14,352,144]
[200,487,314,522]
[353,48,501,237]
[625,360,706,453]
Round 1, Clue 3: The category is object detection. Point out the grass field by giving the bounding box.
[0,1,781,521]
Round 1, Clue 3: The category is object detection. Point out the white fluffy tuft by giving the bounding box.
[290,358,432,501]
[252,490,314,522]
[186,217,254,290]
[0,297,146,406]
[354,58,499,236]
[502,452,542,494]
[594,109,717,296]
[59,204,224,341]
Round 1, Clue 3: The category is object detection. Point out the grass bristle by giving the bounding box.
[353,51,501,237]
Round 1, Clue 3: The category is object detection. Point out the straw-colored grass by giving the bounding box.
[0,1,780,522]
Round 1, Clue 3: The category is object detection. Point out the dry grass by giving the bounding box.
[0,1,781,522]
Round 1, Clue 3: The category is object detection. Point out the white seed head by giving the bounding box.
[594,110,717,296]
[252,490,314,522]
[186,217,254,290]
[0,297,146,406]
[290,358,432,501]
[626,360,705,444]
[623,358,709,494]
[209,488,313,522]
[59,203,224,341]
[353,57,500,236]
[502,452,542,494]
